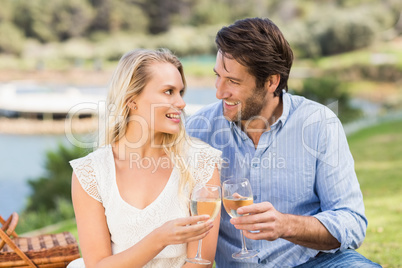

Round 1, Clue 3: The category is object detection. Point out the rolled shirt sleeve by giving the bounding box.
[313,107,367,252]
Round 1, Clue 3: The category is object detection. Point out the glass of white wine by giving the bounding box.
[222,178,259,259]
[185,184,221,265]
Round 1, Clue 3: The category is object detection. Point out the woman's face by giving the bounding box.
[131,62,186,137]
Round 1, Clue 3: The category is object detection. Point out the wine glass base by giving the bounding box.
[232,249,259,259]
[185,257,211,265]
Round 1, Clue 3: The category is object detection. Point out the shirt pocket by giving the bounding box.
[267,155,315,204]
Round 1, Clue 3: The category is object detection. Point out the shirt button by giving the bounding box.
[252,163,258,168]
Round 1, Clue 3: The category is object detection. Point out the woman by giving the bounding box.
[69,49,221,267]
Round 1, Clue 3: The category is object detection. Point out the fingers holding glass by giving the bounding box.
[222,178,259,259]
[185,184,221,265]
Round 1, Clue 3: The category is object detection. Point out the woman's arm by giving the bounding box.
[183,166,221,268]
[72,173,213,268]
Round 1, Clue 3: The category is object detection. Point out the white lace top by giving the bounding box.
[69,139,221,268]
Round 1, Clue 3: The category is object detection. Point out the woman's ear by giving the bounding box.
[265,74,280,93]
[128,101,137,110]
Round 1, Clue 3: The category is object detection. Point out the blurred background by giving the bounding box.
[0,0,401,266]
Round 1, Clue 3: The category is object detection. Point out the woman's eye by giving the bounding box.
[180,90,184,96]
[165,90,173,95]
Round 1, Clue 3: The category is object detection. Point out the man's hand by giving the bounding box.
[230,202,288,241]
[230,202,341,250]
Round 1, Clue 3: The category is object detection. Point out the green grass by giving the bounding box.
[50,218,79,240]
[311,40,402,70]
[0,54,216,77]
[349,120,402,267]
[181,58,216,77]
[20,218,78,239]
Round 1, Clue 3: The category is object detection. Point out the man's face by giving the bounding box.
[213,51,267,122]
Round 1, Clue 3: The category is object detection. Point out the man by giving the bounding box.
[186,18,381,267]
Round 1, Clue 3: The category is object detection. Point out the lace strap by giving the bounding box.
[191,147,222,186]
[70,157,102,203]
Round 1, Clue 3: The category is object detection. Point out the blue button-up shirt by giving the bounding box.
[186,91,367,267]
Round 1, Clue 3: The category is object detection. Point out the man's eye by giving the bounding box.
[229,80,239,85]
[165,90,172,95]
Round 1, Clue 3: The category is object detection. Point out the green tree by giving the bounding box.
[316,12,378,56]
[288,8,380,58]
[16,143,90,233]
[0,0,25,55]
[89,0,113,32]
[0,22,25,55]
[188,0,231,25]
[299,77,362,123]
[13,0,93,42]
[130,0,187,34]
[0,0,15,22]
[12,0,36,38]
[25,143,90,212]
[52,0,94,40]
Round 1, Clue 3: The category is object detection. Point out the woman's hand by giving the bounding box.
[155,215,214,248]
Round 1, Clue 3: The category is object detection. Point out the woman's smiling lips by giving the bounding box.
[165,112,181,123]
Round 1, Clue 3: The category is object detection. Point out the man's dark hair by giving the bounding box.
[215,17,294,96]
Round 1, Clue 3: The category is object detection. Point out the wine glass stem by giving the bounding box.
[194,239,203,259]
[240,230,249,253]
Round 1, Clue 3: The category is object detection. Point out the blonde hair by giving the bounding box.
[100,48,194,194]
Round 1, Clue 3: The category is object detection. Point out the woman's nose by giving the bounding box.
[175,94,186,110]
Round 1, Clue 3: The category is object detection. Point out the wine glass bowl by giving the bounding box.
[222,178,259,259]
[190,185,221,222]
[185,184,221,265]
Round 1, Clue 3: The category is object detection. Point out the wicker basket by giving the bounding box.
[0,213,80,268]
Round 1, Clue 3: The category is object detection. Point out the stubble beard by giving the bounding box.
[228,86,267,122]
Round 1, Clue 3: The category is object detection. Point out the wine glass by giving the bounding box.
[185,184,221,265]
[222,178,259,259]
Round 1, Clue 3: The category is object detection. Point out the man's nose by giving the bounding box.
[215,78,230,100]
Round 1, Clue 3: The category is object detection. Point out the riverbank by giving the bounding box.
[0,117,97,135]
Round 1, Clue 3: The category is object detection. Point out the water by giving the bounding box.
[0,134,69,216]
[0,88,217,217]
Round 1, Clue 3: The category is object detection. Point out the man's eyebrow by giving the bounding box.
[213,68,242,82]
[228,76,242,82]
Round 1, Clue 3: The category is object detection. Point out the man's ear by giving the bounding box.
[265,74,280,93]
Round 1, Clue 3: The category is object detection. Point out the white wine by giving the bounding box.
[190,199,221,220]
[223,197,253,218]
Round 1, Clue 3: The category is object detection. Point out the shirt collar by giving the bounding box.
[230,121,248,141]
[275,89,290,128]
